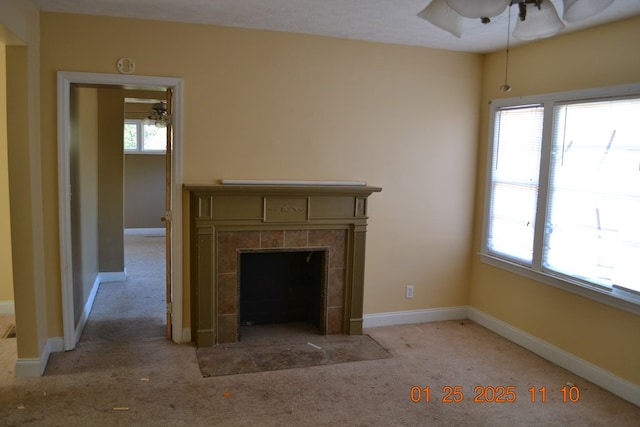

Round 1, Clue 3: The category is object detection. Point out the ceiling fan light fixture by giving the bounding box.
[562,0,614,23]
[145,101,171,128]
[513,1,565,40]
[417,0,463,38]
[446,0,510,19]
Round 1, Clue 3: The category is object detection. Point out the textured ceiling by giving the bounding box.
[33,0,640,53]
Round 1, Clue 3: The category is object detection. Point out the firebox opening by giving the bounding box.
[239,250,327,334]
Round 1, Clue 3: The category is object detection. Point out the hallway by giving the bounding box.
[46,231,169,376]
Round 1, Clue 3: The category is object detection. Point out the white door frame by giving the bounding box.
[57,71,184,350]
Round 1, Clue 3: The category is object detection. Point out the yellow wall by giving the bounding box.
[96,87,126,273]
[39,13,482,336]
[471,17,640,385]
[69,86,99,325]
[5,2,639,387]
[1,0,46,364]
[0,40,15,304]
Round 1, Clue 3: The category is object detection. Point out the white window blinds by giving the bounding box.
[487,105,544,264]
[545,98,640,293]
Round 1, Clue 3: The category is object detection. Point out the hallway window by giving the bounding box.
[482,84,640,312]
[124,120,167,153]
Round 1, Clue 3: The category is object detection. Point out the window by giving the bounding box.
[483,84,640,313]
[487,105,543,263]
[124,120,167,153]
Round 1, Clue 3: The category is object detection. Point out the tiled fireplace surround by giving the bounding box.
[187,184,381,347]
[217,229,346,343]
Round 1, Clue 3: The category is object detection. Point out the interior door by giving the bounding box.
[164,88,173,339]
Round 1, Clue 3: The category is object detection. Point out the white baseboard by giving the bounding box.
[363,306,638,406]
[72,272,125,344]
[0,300,15,315]
[363,306,469,329]
[14,303,639,406]
[15,357,41,377]
[124,228,165,236]
[181,327,191,343]
[98,271,127,283]
[15,269,123,376]
[48,337,64,353]
[15,337,63,377]
[74,275,101,344]
[468,307,640,407]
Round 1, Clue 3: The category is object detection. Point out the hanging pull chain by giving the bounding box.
[501,6,513,92]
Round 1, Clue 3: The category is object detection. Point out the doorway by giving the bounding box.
[58,72,184,351]
[123,94,170,341]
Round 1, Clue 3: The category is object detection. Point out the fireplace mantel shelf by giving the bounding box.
[185,183,382,196]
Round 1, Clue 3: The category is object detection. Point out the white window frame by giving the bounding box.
[124,119,166,154]
[481,83,640,315]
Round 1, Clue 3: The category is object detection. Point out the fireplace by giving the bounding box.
[215,229,347,342]
[239,249,326,331]
[187,183,381,346]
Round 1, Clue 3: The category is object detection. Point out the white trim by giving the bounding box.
[124,150,165,155]
[468,307,640,407]
[14,358,41,377]
[48,337,64,353]
[489,82,640,109]
[481,254,640,315]
[221,179,367,186]
[182,327,191,343]
[0,301,15,315]
[73,275,101,345]
[72,272,128,346]
[482,83,640,316]
[362,306,469,329]
[124,228,165,236]
[98,271,127,283]
[57,72,74,351]
[15,337,63,377]
[363,306,639,406]
[57,71,184,351]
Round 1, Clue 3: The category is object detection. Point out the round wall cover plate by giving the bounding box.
[117,57,136,74]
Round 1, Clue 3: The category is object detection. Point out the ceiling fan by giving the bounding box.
[418,0,614,40]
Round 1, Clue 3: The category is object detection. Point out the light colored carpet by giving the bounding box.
[0,315,16,375]
[0,234,638,426]
[79,233,166,344]
[0,316,16,339]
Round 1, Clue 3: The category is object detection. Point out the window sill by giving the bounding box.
[124,151,166,155]
[479,254,640,315]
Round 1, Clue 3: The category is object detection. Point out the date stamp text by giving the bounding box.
[409,385,581,404]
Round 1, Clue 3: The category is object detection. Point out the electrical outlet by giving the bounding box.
[406,285,414,299]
